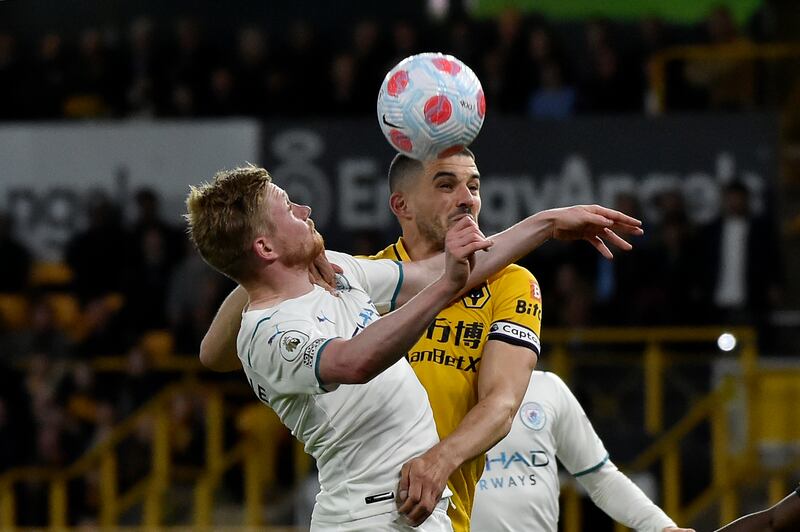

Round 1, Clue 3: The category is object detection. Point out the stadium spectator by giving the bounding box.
[700,181,783,325]
[64,28,120,118]
[65,191,129,302]
[0,398,15,471]
[581,43,642,113]
[165,17,210,117]
[0,212,32,293]
[126,189,184,332]
[29,32,70,119]
[443,17,480,71]
[204,66,239,116]
[0,32,25,120]
[57,361,115,446]
[3,295,73,364]
[130,188,184,264]
[114,346,167,417]
[121,17,163,117]
[528,60,576,119]
[592,192,652,325]
[327,52,360,115]
[167,239,234,354]
[524,23,572,90]
[232,26,273,116]
[168,391,206,467]
[684,5,755,110]
[282,19,328,116]
[389,19,421,67]
[487,8,529,113]
[0,363,32,473]
[648,190,704,324]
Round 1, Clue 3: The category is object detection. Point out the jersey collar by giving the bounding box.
[392,237,412,262]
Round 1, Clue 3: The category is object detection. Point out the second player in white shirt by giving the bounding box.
[472,371,684,532]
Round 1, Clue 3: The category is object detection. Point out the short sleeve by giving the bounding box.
[247,317,340,396]
[485,267,542,356]
[549,373,609,476]
[326,250,403,313]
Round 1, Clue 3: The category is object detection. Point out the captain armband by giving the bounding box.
[486,321,541,354]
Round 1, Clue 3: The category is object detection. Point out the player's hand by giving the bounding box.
[546,205,643,259]
[397,450,453,527]
[442,215,493,292]
[308,250,343,295]
[664,528,695,532]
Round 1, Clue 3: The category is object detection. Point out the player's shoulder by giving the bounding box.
[488,263,538,285]
[325,249,355,263]
[530,371,571,396]
[486,264,541,301]
[326,250,393,283]
[525,372,578,420]
[242,305,312,335]
[363,242,399,261]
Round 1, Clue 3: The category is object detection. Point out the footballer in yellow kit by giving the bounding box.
[370,238,543,532]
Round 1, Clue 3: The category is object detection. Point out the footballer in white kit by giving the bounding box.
[238,251,452,531]
[471,371,680,532]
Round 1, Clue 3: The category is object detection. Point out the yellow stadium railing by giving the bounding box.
[545,326,757,434]
[1,326,761,529]
[612,368,800,530]
[0,378,225,529]
[542,326,758,531]
[649,42,800,114]
[621,377,738,526]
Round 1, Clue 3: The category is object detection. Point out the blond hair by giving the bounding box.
[185,165,273,282]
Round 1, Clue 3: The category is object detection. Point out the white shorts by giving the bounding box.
[311,497,453,532]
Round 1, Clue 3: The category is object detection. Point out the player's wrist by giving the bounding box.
[531,210,557,240]
[433,273,465,299]
[426,441,462,475]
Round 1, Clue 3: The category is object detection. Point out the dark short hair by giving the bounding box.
[387,148,476,192]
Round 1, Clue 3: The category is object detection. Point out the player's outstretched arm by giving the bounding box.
[482,204,643,267]
[714,489,800,532]
[318,217,489,386]
[551,373,692,531]
[394,205,643,307]
[576,461,694,532]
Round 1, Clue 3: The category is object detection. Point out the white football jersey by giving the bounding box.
[471,371,608,532]
[237,251,445,525]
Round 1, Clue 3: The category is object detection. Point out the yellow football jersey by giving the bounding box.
[369,238,543,532]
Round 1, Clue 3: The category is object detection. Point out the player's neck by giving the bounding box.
[243,264,314,310]
[400,231,443,262]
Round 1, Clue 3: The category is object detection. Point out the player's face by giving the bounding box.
[409,154,481,248]
[263,184,324,266]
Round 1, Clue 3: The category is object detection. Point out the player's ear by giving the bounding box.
[253,236,277,261]
[389,191,412,221]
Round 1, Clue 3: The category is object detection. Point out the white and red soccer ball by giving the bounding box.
[377,52,485,161]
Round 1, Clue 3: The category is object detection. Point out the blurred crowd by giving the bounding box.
[0,5,779,121]
[524,181,783,331]
[0,188,234,524]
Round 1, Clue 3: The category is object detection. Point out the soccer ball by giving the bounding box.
[377,52,485,161]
